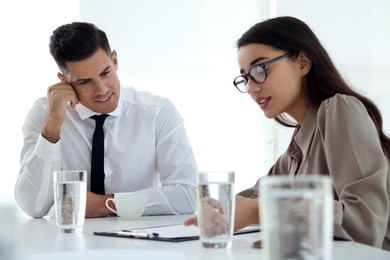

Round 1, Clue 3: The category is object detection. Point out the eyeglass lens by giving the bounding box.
[233,52,294,93]
[233,65,266,92]
[250,65,266,83]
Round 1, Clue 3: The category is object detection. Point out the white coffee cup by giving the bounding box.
[105,194,147,220]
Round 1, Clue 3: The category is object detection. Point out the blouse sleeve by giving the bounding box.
[317,94,389,248]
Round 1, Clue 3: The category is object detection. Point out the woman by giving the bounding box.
[185,16,390,250]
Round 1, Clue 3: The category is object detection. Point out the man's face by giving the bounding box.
[61,48,121,114]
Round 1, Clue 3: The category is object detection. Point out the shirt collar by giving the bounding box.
[75,88,123,120]
[293,106,318,155]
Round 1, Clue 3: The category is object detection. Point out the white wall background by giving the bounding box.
[0,0,80,206]
[77,0,270,195]
[0,0,389,213]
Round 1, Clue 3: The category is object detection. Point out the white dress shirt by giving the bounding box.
[15,87,198,218]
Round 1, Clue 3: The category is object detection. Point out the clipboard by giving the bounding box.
[94,224,260,242]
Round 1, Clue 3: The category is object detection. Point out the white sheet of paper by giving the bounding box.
[127,224,259,238]
[130,224,200,238]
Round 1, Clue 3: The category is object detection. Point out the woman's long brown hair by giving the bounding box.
[237,16,390,157]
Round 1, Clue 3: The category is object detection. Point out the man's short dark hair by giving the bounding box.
[49,22,111,71]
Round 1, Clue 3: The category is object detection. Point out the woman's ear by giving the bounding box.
[297,51,312,76]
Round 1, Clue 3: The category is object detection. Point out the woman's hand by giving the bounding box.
[184,196,228,236]
[184,195,260,231]
[234,195,259,231]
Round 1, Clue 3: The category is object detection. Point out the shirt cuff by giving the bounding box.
[33,134,61,161]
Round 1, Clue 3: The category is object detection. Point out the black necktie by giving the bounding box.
[90,114,109,195]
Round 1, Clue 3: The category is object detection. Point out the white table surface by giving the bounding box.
[8,214,390,260]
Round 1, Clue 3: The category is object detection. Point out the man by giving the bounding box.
[15,22,197,218]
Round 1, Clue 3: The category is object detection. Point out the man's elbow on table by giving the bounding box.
[14,187,49,218]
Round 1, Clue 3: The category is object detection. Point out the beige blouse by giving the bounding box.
[238,94,390,250]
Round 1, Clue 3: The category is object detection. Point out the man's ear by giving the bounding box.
[57,72,67,82]
[111,50,118,70]
[297,51,312,76]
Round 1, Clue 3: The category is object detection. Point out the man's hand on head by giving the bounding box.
[42,80,79,143]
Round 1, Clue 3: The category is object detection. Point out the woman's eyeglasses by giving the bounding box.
[233,52,295,93]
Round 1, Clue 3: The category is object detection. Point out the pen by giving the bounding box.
[116,231,159,238]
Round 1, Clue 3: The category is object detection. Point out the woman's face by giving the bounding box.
[237,44,310,124]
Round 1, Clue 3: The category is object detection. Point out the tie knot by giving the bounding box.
[90,114,109,127]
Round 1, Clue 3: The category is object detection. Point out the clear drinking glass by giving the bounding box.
[53,170,87,234]
[260,175,333,260]
[196,171,235,249]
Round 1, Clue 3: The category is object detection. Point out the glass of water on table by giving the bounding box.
[53,170,87,234]
[196,171,235,249]
[260,175,333,260]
